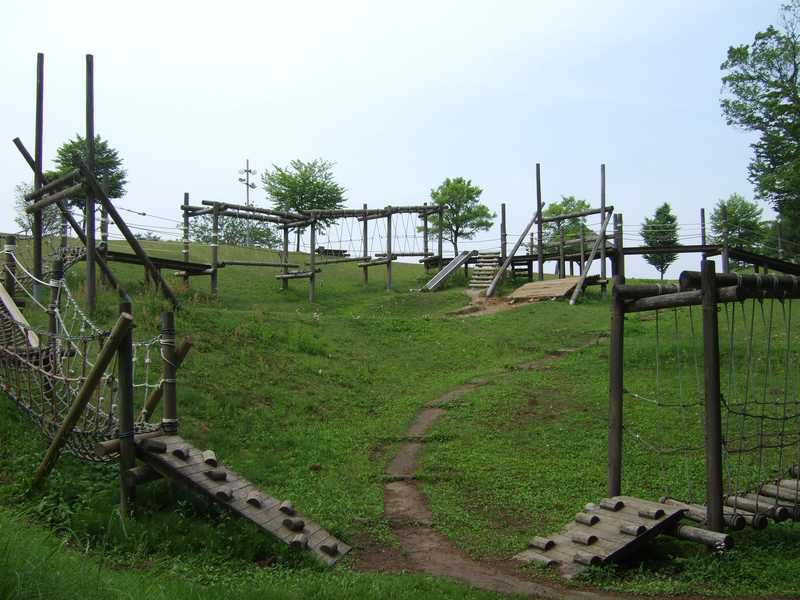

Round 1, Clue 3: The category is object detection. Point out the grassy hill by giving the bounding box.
[1,239,799,599]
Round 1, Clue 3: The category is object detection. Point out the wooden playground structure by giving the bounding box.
[8,52,348,565]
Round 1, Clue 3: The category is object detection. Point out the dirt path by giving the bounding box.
[448,288,542,318]
[359,345,616,599]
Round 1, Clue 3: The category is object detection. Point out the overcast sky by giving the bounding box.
[0,0,782,277]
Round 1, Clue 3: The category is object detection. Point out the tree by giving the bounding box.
[13,182,62,238]
[540,195,593,248]
[720,1,800,248]
[641,202,678,280]
[427,177,494,254]
[52,134,128,205]
[190,215,279,249]
[709,193,766,262]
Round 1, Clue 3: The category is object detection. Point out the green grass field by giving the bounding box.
[1,239,800,599]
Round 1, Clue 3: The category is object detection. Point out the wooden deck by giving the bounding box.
[136,434,349,566]
[508,277,581,301]
[514,495,686,579]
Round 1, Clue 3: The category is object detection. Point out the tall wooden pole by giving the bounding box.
[160,311,178,433]
[386,209,393,291]
[701,259,724,532]
[558,222,565,279]
[579,227,585,275]
[422,203,429,273]
[182,193,190,284]
[721,204,730,274]
[437,206,444,267]
[33,53,44,295]
[700,208,707,246]
[118,300,135,515]
[281,225,289,291]
[5,236,17,300]
[362,203,369,284]
[309,218,317,302]
[85,54,96,315]
[500,203,507,260]
[536,163,544,281]
[600,164,607,296]
[608,212,625,497]
[211,206,219,295]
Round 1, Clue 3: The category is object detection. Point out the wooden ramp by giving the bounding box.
[508,277,581,301]
[514,496,685,579]
[136,434,349,566]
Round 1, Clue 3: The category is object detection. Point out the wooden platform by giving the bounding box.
[508,277,581,301]
[514,496,685,579]
[136,434,349,566]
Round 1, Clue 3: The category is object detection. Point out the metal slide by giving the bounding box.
[418,250,476,292]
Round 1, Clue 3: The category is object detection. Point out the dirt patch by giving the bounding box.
[407,408,446,437]
[385,442,423,479]
[448,288,561,319]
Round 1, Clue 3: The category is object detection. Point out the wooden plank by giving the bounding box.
[508,277,581,300]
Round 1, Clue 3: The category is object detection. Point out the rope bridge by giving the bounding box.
[0,247,160,463]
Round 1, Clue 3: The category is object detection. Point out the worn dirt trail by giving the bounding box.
[362,345,616,599]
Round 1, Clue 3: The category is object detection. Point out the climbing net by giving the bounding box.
[0,248,161,462]
[623,291,800,510]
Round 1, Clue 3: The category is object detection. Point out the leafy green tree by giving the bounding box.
[540,196,593,249]
[13,182,62,237]
[641,203,679,280]
[720,1,800,248]
[709,193,766,255]
[190,215,279,249]
[427,177,494,255]
[52,135,128,205]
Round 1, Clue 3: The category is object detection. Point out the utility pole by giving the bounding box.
[238,159,257,245]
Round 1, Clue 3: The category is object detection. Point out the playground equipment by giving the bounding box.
[419,250,475,292]
[0,243,348,564]
[181,200,443,301]
[516,256,800,577]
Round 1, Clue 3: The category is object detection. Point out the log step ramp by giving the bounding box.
[136,434,349,566]
[514,495,688,579]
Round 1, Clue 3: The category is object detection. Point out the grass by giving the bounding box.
[1,238,800,598]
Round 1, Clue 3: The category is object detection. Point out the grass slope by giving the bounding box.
[1,239,799,598]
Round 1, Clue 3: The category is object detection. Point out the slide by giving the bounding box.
[420,250,476,292]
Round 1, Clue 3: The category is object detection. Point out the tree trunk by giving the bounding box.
[296,229,301,253]
[453,239,458,255]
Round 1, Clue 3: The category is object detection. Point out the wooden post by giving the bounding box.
[160,311,178,433]
[579,227,585,275]
[211,206,219,295]
[182,193,190,284]
[309,218,317,302]
[362,203,369,284]
[386,208,393,291]
[600,164,607,296]
[118,301,135,515]
[616,214,625,279]
[700,208,706,246]
[31,312,134,488]
[701,259,724,532]
[500,203,507,260]
[608,212,626,497]
[47,260,63,347]
[138,337,192,423]
[33,53,44,292]
[422,203,429,273]
[536,163,544,281]
[85,54,96,315]
[281,225,289,291]
[721,204,730,274]
[437,206,444,267]
[558,222,565,279]
[5,236,16,300]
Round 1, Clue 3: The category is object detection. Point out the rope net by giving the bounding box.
[0,247,160,462]
[624,295,800,510]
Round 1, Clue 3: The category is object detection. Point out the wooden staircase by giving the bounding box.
[468,252,501,291]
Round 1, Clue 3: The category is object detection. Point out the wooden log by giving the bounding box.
[24,169,80,202]
[95,430,164,457]
[290,534,308,549]
[638,507,665,520]
[571,532,598,546]
[202,450,218,467]
[575,512,599,526]
[760,481,800,503]
[246,491,262,507]
[747,490,800,519]
[160,312,178,433]
[521,550,557,567]
[142,438,167,453]
[614,283,679,300]
[357,259,392,267]
[122,465,162,487]
[221,260,299,268]
[528,536,555,551]
[660,498,746,530]
[619,522,647,536]
[32,312,134,487]
[279,500,295,515]
[274,270,320,280]
[573,552,601,566]
[670,524,732,550]
[599,498,624,512]
[206,468,227,482]
[172,446,190,461]
[725,495,788,522]
[215,487,233,501]
[283,517,305,532]
[739,494,792,521]
[25,183,84,214]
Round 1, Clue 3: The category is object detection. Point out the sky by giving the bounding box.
[0,0,784,278]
